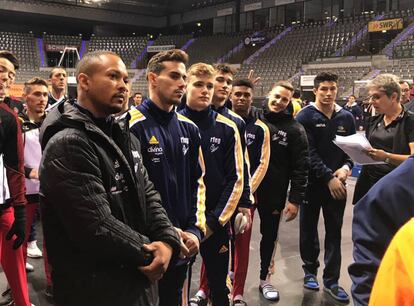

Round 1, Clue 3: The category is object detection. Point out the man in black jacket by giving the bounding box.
[39,50,181,306]
[256,81,309,301]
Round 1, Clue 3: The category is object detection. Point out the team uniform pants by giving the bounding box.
[232,206,255,297]
[200,226,230,306]
[257,204,282,281]
[158,263,188,306]
[299,184,346,287]
[0,207,31,306]
[23,202,52,285]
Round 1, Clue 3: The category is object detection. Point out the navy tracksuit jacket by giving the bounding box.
[129,99,206,241]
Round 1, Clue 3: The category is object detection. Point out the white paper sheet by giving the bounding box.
[333,134,386,165]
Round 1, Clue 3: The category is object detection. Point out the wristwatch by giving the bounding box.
[385,153,391,164]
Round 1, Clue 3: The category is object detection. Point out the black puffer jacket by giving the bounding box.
[39,102,181,306]
[256,102,309,212]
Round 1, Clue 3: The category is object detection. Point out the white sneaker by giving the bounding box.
[25,262,34,272]
[27,241,43,258]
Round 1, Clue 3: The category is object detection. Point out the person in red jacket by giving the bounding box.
[0,53,31,306]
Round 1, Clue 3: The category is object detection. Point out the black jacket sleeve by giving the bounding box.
[287,123,309,205]
[40,132,168,267]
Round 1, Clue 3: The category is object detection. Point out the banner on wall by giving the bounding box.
[217,7,233,17]
[45,44,78,52]
[9,84,24,97]
[275,0,294,5]
[244,2,262,12]
[147,45,175,53]
[300,75,316,87]
[368,18,403,32]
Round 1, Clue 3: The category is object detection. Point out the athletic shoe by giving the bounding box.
[303,274,319,291]
[25,262,34,272]
[233,299,247,306]
[27,240,43,258]
[324,285,350,303]
[259,283,279,301]
[189,295,207,306]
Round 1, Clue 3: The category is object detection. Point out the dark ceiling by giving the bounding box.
[44,0,232,15]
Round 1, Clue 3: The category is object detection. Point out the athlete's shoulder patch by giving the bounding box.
[129,108,146,127]
[177,113,198,128]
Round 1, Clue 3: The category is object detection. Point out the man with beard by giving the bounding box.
[129,49,206,306]
[39,51,180,306]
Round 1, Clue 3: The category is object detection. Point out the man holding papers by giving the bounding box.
[296,72,355,303]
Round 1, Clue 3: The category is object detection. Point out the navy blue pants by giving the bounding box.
[299,183,346,287]
[158,263,188,306]
[200,226,230,306]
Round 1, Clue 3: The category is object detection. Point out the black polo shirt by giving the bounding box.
[367,110,414,178]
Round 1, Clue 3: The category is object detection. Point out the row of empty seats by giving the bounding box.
[0,32,38,71]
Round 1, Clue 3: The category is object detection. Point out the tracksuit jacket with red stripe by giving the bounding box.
[179,105,243,232]
[0,102,26,208]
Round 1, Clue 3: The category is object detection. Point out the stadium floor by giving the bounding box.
[1,178,357,306]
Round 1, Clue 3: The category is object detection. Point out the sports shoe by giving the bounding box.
[25,262,34,272]
[0,288,13,306]
[259,283,279,301]
[324,285,350,303]
[232,299,247,306]
[27,240,43,258]
[189,295,207,306]
[303,274,319,291]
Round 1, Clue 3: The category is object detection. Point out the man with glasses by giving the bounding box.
[296,72,355,303]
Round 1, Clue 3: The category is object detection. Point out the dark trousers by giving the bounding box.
[159,263,188,306]
[257,205,282,281]
[299,184,346,287]
[200,226,230,306]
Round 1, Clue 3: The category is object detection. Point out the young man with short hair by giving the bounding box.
[230,78,271,306]
[129,49,206,306]
[39,51,181,306]
[180,62,243,306]
[47,66,67,109]
[0,52,31,306]
[0,51,24,114]
[296,72,355,303]
[133,92,143,107]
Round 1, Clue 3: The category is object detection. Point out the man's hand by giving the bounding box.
[247,69,261,85]
[283,202,299,222]
[327,177,347,200]
[138,241,173,283]
[29,168,39,180]
[6,206,26,249]
[333,167,348,183]
[238,207,252,232]
[181,231,200,258]
[174,227,190,259]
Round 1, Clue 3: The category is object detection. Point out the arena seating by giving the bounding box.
[0,31,38,71]
[236,18,367,96]
[43,34,82,48]
[88,36,148,68]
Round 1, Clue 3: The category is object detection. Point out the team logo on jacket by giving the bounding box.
[210,137,221,153]
[181,137,189,156]
[272,130,288,146]
[336,125,346,133]
[315,123,326,128]
[246,133,255,146]
[149,136,159,145]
